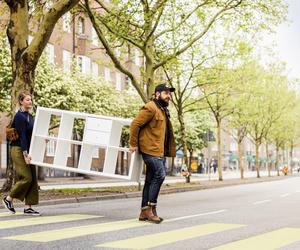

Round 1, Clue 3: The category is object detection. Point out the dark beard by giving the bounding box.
[156,97,169,107]
[154,98,171,118]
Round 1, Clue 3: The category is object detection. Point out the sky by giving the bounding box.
[274,0,300,80]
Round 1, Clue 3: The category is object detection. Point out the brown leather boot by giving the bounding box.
[139,208,148,221]
[145,206,161,224]
[152,206,163,222]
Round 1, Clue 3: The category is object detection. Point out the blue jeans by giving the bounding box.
[141,153,166,208]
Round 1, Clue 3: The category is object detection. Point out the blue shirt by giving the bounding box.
[10,110,34,152]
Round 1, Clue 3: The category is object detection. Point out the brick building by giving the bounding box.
[0,7,143,177]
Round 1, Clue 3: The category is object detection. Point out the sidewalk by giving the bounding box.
[0,170,282,190]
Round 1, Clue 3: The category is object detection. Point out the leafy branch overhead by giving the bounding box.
[82,0,286,101]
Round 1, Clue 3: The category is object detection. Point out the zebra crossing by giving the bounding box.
[1,211,300,249]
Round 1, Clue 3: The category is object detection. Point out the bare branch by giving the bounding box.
[26,0,80,67]
[88,1,144,50]
[84,0,147,103]
[145,2,166,43]
[154,0,242,69]
[94,0,143,29]
[154,0,210,39]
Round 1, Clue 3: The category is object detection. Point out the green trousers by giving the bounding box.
[10,146,39,205]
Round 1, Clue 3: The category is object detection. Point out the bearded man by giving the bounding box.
[129,83,176,223]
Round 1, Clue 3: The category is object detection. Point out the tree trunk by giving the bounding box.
[289,142,293,174]
[282,145,285,163]
[255,142,260,178]
[237,128,244,179]
[178,109,188,167]
[170,157,175,176]
[144,55,155,100]
[217,121,223,181]
[276,143,280,176]
[237,140,244,179]
[266,143,270,177]
[120,151,125,175]
[2,0,80,192]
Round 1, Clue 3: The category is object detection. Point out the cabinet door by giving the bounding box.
[85,117,112,132]
[84,130,110,145]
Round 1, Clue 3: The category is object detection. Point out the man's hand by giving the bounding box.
[129,146,138,153]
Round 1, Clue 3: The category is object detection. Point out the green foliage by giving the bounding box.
[0,34,142,119]
[34,56,78,111]
[172,110,210,151]
[0,34,12,112]
[83,0,288,101]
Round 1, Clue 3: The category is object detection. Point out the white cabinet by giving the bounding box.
[29,107,143,181]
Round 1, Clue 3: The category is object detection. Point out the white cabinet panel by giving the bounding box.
[84,130,110,145]
[29,107,143,181]
[86,117,112,132]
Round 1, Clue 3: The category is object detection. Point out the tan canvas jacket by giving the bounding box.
[130,101,176,157]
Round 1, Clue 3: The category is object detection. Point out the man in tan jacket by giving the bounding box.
[129,83,176,223]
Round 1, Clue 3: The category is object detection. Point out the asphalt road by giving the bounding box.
[1,176,300,250]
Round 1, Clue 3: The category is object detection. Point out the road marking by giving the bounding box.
[280,193,290,198]
[4,219,146,242]
[3,210,227,242]
[210,228,300,250]
[0,212,22,217]
[0,214,101,230]
[167,209,227,222]
[253,199,271,205]
[97,223,244,249]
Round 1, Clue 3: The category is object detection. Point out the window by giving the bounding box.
[91,28,98,46]
[115,47,121,57]
[77,56,83,72]
[83,56,91,74]
[104,67,111,82]
[77,55,91,74]
[92,147,99,158]
[78,17,85,35]
[125,75,131,86]
[115,72,122,91]
[45,43,55,64]
[62,50,71,73]
[134,48,141,66]
[46,140,56,156]
[92,62,99,78]
[230,143,237,152]
[63,12,71,33]
[28,35,33,45]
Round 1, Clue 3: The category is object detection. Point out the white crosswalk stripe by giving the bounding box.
[1,211,300,249]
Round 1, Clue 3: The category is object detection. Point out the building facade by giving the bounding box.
[0,6,143,176]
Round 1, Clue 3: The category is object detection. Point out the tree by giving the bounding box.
[82,0,287,102]
[227,60,263,179]
[198,64,238,181]
[268,96,300,176]
[0,33,12,112]
[0,36,142,190]
[3,0,80,110]
[162,49,212,170]
[245,67,293,178]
